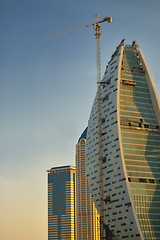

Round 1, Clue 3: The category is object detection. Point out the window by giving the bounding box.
[106,78,111,85]
[119,178,126,182]
[116,204,122,208]
[121,223,126,226]
[113,212,117,215]
[102,118,105,123]
[122,235,128,239]
[103,94,109,102]
[125,202,131,207]
[149,179,155,183]
[113,88,118,92]
[139,178,147,183]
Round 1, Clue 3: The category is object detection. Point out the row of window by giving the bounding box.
[122,128,160,138]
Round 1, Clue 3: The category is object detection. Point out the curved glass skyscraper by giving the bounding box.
[86,40,160,240]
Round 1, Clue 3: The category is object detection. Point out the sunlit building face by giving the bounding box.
[76,128,100,240]
[86,40,160,240]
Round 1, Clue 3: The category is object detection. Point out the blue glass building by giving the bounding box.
[47,165,76,240]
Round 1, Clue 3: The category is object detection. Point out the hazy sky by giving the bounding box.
[1,0,160,239]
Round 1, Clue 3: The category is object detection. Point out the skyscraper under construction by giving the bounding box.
[86,40,160,240]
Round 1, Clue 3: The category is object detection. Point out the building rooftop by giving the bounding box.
[78,127,87,142]
[47,165,76,173]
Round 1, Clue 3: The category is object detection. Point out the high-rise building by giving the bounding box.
[76,128,100,240]
[47,165,76,240]
[86,40,160,239]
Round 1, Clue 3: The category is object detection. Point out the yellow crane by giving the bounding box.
[46,15,112,239]
[46,15,112,84]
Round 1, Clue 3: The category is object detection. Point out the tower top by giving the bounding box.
[47,165,76,173]
[78,127,88,143]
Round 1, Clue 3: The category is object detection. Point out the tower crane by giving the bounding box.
[46,16,112,85]
[46,15,112,239]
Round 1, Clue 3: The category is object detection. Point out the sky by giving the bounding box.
[1,0,160,239]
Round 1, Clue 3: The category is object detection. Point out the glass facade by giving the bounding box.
[47,166,76,240]
[120,45,160,239]
[86,40,160,239]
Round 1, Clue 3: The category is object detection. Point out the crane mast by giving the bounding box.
[95,22,105,239]
[46,16,112,239]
